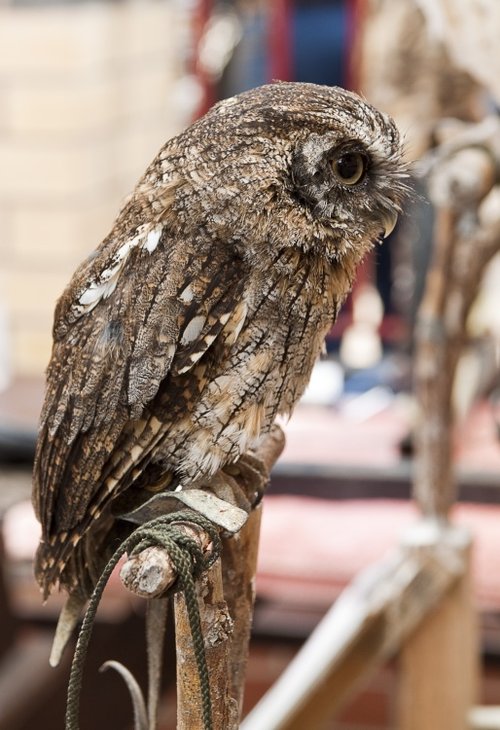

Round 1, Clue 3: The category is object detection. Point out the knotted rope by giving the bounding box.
[65,510,221,730]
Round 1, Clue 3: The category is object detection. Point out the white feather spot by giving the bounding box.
[186,333,216,366]
[189,351,204,363]
[129,224,148,246]
[74,229,152,316]
[102,278,118,299]
[100,261,122,281]
[144,228,162,253]
[203,334,217,347]
[181,315,206,345]
[179,284,194,304]
[78,278,119,308]
[79,284,107,306]
[116,239,137,260]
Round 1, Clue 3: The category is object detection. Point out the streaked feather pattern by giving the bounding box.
[33,82,408,599]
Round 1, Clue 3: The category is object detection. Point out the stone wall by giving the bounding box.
[0,0,190,377]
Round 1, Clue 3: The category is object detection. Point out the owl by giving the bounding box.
[33,82,408,600]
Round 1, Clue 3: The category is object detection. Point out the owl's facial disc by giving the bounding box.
[290,132,402,244]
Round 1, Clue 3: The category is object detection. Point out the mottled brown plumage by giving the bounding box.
[33,82,408,599]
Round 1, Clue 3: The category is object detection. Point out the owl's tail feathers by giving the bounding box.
[34,521,117,603]
[34,532,81,602]
[34,538,90,668]
[35,518,125,666]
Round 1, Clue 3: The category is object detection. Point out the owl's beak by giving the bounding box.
[381,210,398,239]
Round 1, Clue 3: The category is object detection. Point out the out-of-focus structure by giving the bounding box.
[0,0,190,379]
[359,0,487,162]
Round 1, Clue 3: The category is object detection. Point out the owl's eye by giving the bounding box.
[332,152,367,186]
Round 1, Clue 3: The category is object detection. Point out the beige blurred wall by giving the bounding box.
[0,0,190,378]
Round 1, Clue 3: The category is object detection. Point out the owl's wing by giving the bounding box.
[33,219,247,545]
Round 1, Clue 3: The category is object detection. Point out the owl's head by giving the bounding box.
[173,82,409,264]
[288,97,408,240]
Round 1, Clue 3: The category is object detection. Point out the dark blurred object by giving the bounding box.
[0,378,41,465]
[0,606,175,730]
[292,0,350,87]
[0,536,16,658]
[0,427,35,465]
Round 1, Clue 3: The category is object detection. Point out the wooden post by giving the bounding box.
[222,425,285,719]
[175,558,238,730]
[399,541,478,730]
[403,144,500,729]
[241,521,472,730]
[222,505,263,717]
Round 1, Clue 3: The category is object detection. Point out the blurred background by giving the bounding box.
[0,1,499,729]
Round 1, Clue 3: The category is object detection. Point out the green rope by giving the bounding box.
[65,510,221,730]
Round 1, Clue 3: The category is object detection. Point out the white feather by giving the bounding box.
[179,284,195,303]
[78,283,108,306]
[73,225,163,318]
[144,228,162,253]
[181,315,206,345]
